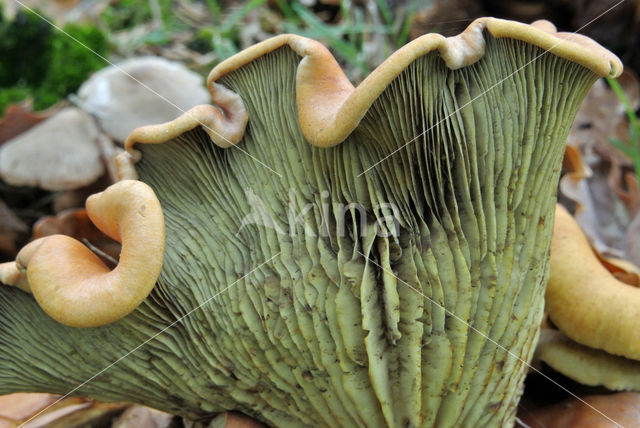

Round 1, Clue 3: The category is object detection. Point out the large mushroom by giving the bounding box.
[0,18,622,428]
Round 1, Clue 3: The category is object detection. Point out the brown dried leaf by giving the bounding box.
[0,199,28,258]
[409,0,484,39]
[560,73,640,259]
[32,208,120,262]
[112,406,175,428]
[560,146,629,258]
[517,392,640,428]
[595,253,640,287]
[207,412,266,428]
[0,102,60,145]
[0,393,58,423]
[21,401,128,428]
[625,211,640,270]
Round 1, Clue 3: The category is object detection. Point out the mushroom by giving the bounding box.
[77,57,212,142]
[546,204,640,360]
[535,329,640,391]
[0,179,164,327]
[0,18,621,427]
[0,107,104,191]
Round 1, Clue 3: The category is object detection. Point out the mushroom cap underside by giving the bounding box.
[125,17,622,152]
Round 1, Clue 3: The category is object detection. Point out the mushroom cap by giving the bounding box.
[78,56,211,142]
[125,17,621,151]
[535,329,640,391]
[5,180,165,327]
[546,204,640,360]
[0,107,103,191]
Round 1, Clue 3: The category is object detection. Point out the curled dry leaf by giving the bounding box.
[0,393,59,425]
[517,392,640,428]
[0,394,123,428]
[595,252,640,287]
[560,144,629,258]
[561,70,640,259]
[0,102,60,145]
[112,406,175,428]
[20,401,128,428]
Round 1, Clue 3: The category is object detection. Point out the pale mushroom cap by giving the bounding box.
[78,57,212,142]
[8,180,165,327]
[0,108,103,191]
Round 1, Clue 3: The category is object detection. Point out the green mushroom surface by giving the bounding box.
[0,17,622,428]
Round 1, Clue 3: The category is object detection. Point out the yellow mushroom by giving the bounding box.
[546,204,640,360]
[0,180,164,328]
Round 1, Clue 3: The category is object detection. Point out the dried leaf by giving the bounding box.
[625,211,640,270]
[32,208,120,262]
[112,406,175,428]
[0,393,58,423]
[207,412,266,428]
[21,401,128,428]
[517,392,640,428]
[0,102,59,145]
[0,199,28,258]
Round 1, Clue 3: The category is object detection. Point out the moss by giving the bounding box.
[0,9,53,88]
[37,24,108,109]
[101,0,154,32]
[187,28,215,54]
[0,10,108,115]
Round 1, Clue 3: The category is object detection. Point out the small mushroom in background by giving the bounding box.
[76,56,211,143]
[0,107,105,191]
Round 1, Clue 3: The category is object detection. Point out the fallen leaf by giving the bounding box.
[21,401,128,428]
[112,406,175,428]
[517,392,640,428]
[32,208,120,262]
[0,393,58,423]
[0,199,28,258]
[0,102,60,145]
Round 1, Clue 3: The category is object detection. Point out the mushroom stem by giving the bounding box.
[0,180,165,327]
